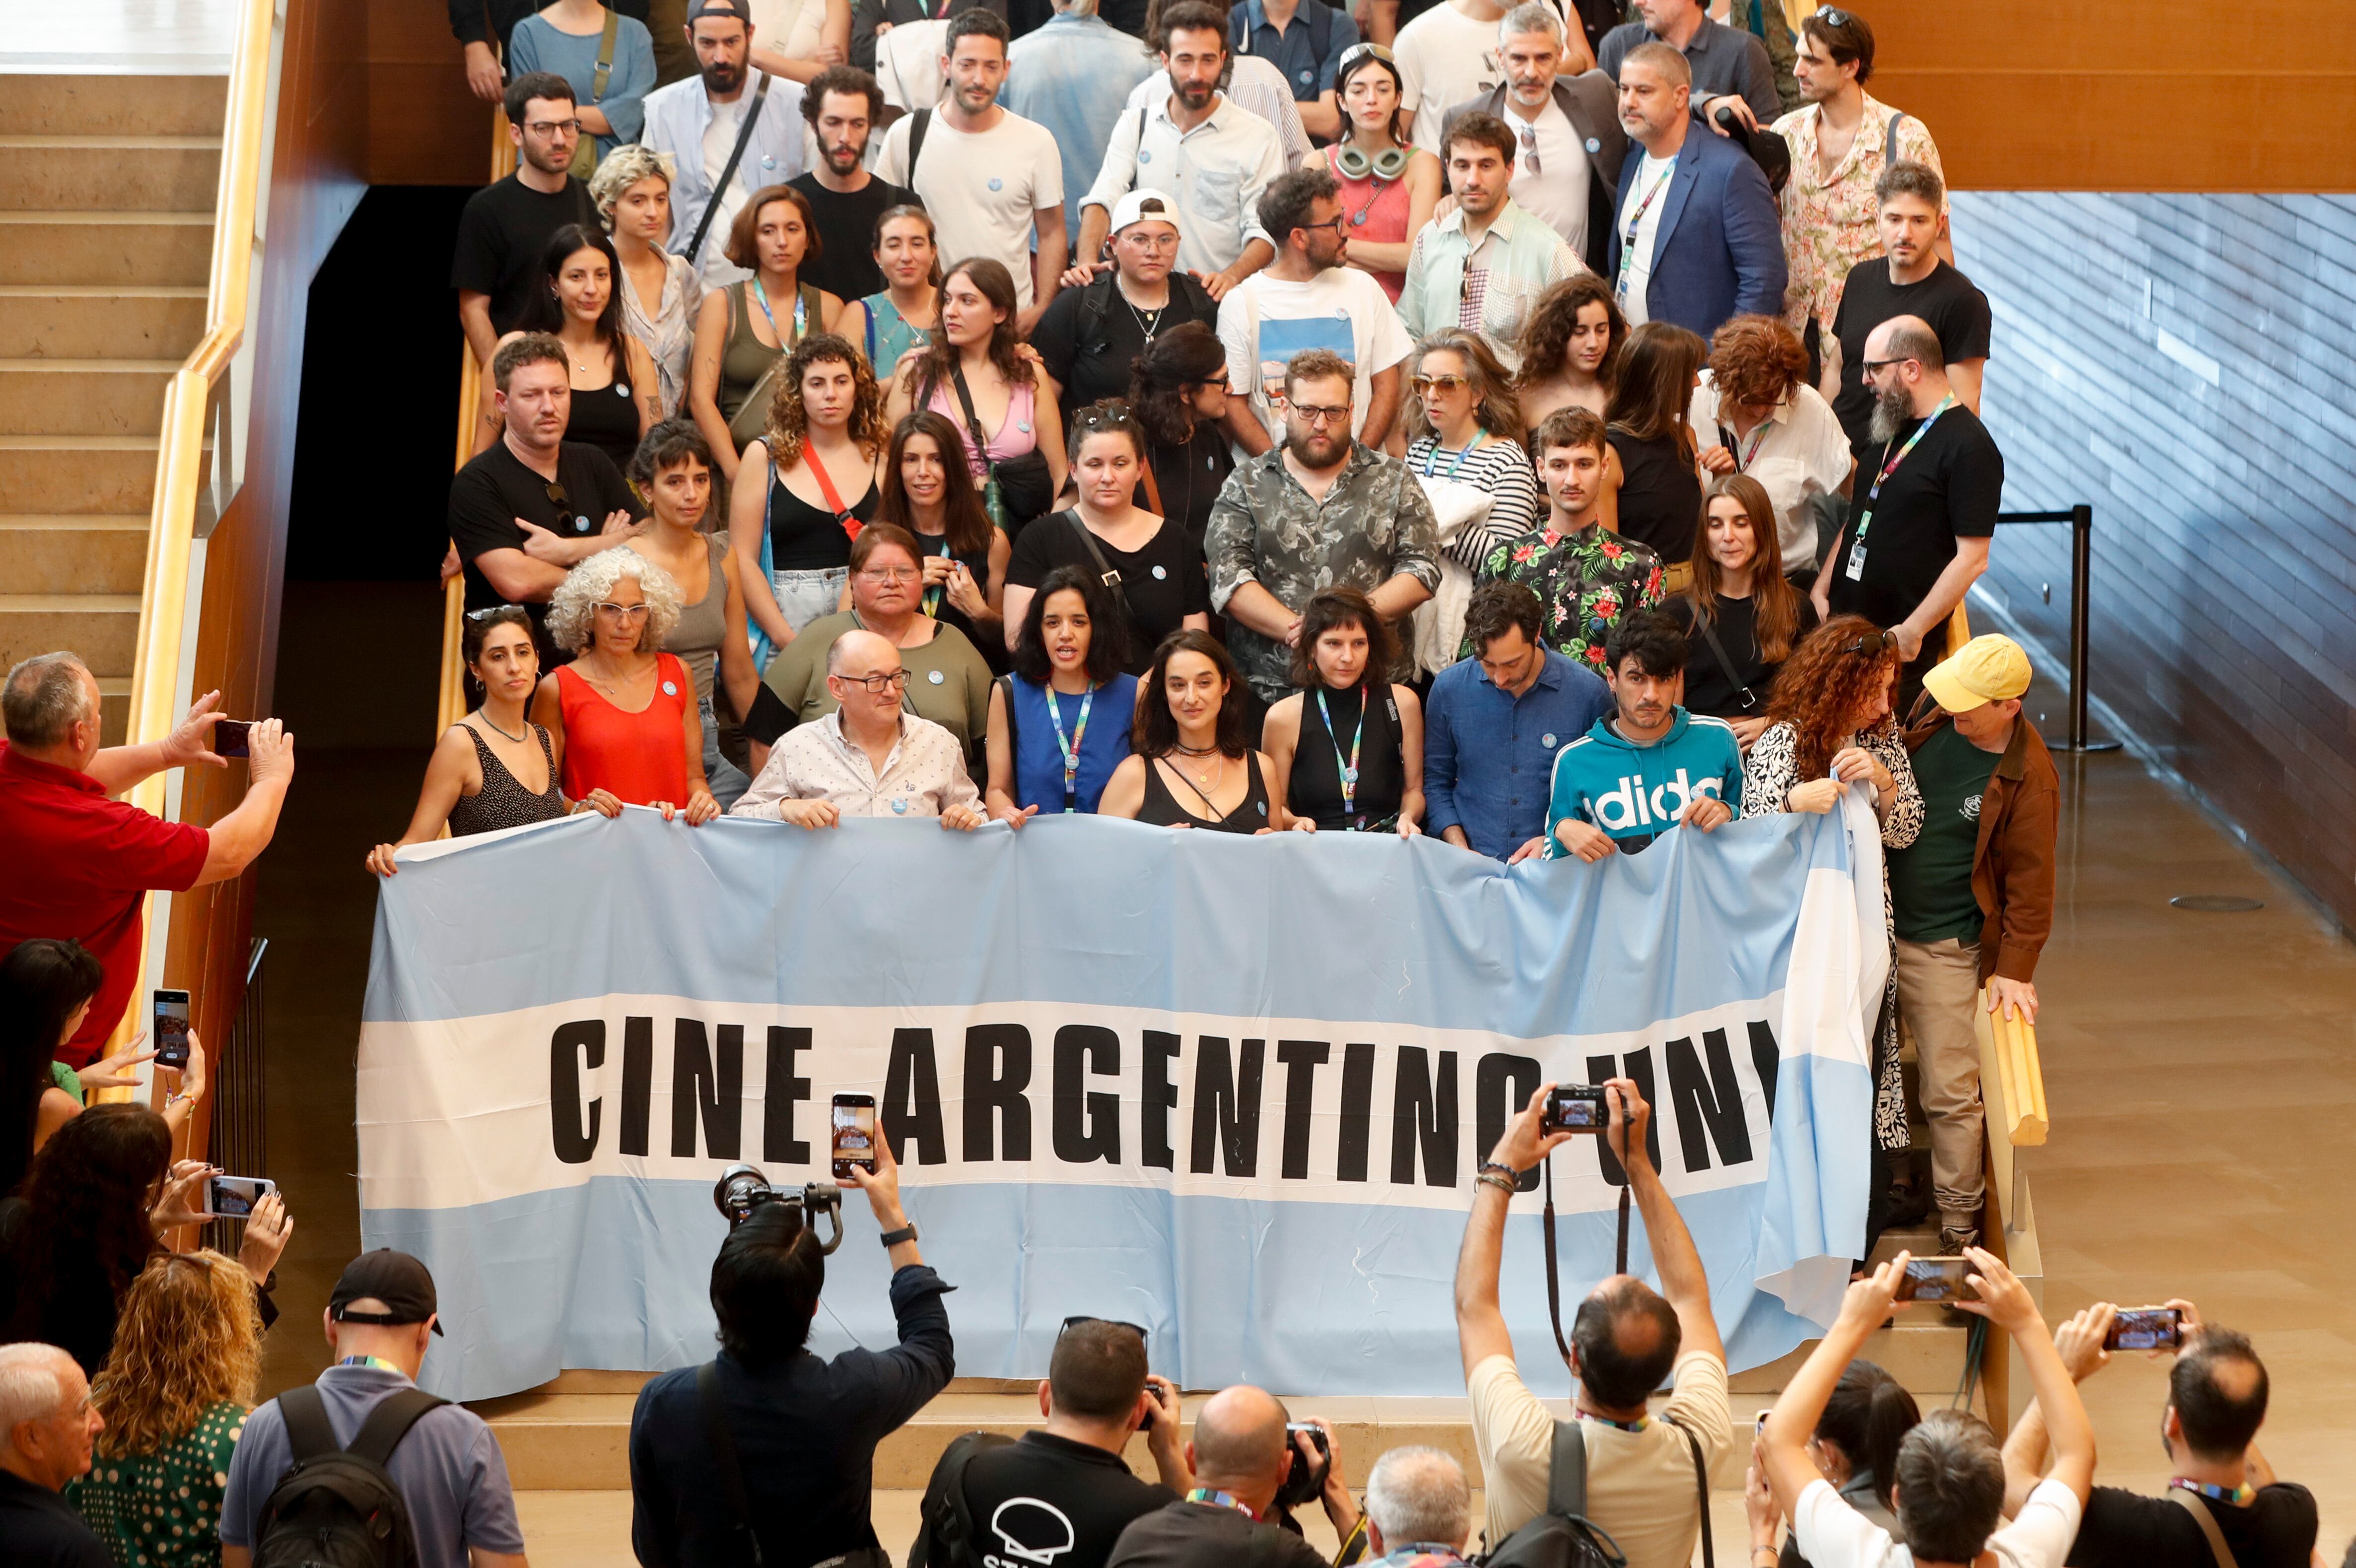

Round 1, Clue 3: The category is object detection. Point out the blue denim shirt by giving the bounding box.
[1422,649,1612,859]
[1004,13,1158,246]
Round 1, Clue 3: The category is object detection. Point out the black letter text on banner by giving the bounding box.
[1667,1029,1753,1171]
[550,1020,605,1164]
[1277,1040,1330,1180]
[1390,1048,1459,1187]
[964,1024,1034,1161]
[1142,1030,1181,1169]
[764,1026,812,1161]
[1475,1053,1541,1191]
[885,1027,949,1164]
[621,1016,654,1157]
[1190,1036,1264,1177]
[1052,1025,1121,1164]
[671,1021,744,1159]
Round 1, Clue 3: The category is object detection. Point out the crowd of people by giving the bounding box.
[1,0,2323,1566]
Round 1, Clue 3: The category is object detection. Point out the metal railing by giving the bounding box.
[1990,505,2116,753]
[202,938,270,1256]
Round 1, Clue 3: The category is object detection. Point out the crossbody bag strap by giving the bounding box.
[908,108,932,184]
[1883,109,1907,168]
[1062,511,1133,622]
[1136,449,1166,516]
[1690,607,1759,711]
[685,72,772,266]
[2167,1489,2243,1568]
[590,4,619,101]
[805,444,863,543]
[1665,1417,1715,1568]
[948,362,999,480]
[996,673,1019,760]
[699,1362,767,1568]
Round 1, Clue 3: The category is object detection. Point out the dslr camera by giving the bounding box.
[1275,1422,1330,1510]
[712,1163,847,1253]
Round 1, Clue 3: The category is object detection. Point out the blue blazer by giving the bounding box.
[1606,128,1788,339]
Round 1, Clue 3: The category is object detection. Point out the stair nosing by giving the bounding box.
[0,594,144,612]
[0,134,223,150]
[0,210,214,225]
[0,515,151,530]
[0,357,185,372]
[0,284,210,298]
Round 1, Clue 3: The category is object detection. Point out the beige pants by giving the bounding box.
[1894,936,1986,1220]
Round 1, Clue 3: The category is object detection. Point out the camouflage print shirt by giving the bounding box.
[1469,520,1666,674]
[1206,443,1443,702]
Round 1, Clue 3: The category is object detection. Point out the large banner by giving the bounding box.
[359,803,1887,1402]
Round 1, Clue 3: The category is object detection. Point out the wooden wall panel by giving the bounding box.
[1869,3,2356,192]
[366,0,494,186]
[1951,190,2356,929]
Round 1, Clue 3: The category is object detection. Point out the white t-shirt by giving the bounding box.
[874,107,1064,308]
[1689,370,1854,566]
[701,98,753,276]
[750,0,827,61]
[1794,1476,2084,1568]
[1614,149,1678,324]
[1397,2,1504,155]
[1216,265,1414,443]
[1504,96,1591,257]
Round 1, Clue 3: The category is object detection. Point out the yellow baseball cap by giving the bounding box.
[1923,634,2031,712]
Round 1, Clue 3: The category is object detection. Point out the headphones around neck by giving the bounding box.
[1334,142,1410,181]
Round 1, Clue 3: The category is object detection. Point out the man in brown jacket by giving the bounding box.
[1887,633,2057,1253]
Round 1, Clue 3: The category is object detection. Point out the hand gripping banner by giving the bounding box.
[359,801,1886,1401]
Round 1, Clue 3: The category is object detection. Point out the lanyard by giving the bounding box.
[1717,417,1771,472]
[1044,683,1096,812]
[1187,1489,1253,1515]
[750,277,807,350]
[1578,1409,1649,1433]
[1843,392,1955,580]
[2171,1479,2255,1506]
[339,1355,406,1374]
[1614,158,1677,300]
[1316,684,1366,812]
[1419,436,1482,481]
[919,533,952,618]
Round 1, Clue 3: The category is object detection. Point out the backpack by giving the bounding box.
[252,1383,447,1568]
[905,1430,1016,1568]
[1478,1416,1716,1568]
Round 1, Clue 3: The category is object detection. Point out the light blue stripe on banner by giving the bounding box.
[363,1101,1871,1405]
[365,811,1845,1040]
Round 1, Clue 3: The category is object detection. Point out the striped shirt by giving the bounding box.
[1406,434,1542,571]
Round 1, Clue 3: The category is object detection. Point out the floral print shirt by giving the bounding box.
[1468,521,1665,670]
[1771,92,1945,340]
[68,1399,245,1568]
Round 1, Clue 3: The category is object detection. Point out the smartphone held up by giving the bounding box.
[153,988,192,1069]
[2106,1306,2185,1352]
[207,1175,277,1219]
[1892,1256,1978,1304]
[832,1094,878,1181]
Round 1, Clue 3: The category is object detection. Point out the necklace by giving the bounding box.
[476,712,529,745]
[1124,292,1168,344]
[1173,742,1221,756]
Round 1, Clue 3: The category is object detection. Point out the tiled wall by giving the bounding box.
[1951,192,2356,929]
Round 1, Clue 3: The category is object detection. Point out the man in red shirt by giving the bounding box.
[0,653,296,1067]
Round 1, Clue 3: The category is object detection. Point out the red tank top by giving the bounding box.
[555,653,693,806]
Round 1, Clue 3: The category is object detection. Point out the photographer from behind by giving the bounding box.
[1105,1387,1363,1568]
[627,1134,954,1568]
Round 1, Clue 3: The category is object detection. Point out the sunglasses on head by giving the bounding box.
[1060,1314,1149,1343]
[1843,630,1901,657]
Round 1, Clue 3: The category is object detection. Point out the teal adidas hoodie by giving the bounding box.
[1543,707,1744,857]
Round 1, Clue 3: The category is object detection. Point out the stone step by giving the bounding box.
[0,136,224,212]
[0,514,150,595]
[0,434,160,513]
[0,359,179,435]
[0,76,226,137]
[97,676,130,747]
[0,592,143,676]
[0,284,208,359]
[0,213,213,287]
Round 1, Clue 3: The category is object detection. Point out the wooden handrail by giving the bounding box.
[437,116,523,736]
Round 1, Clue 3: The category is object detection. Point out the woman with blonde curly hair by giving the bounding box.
[66,1250,261,1567]
[1741,614,1923,1244]
[531,548,720,822]
[591,144,703,418]
[727,332,887,665]
[1515,273,1626,424]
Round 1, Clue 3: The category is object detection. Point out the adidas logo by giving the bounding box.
[1592,769,1725,831]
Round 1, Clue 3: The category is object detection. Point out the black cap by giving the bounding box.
[329,1249,444,1336]
[686,0,752,21]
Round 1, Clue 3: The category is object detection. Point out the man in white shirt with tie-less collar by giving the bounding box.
[639,0,812,286]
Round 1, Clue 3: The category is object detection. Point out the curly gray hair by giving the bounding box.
[589,144,678,229]
[546,547,684,654]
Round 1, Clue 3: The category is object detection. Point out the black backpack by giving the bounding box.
[904,1430,1016,1568]
[252,1383,447,1568]
[1478,1416,1716,1568]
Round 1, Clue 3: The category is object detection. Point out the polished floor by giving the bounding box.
[248,591,2356,1560]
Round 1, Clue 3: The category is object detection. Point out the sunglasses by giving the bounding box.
[1411,373,1471,394]
[1336,41,1396,71]
[1815,6,1856,25]
[1843,630,1901,657]
[1060,1314,1149,1342]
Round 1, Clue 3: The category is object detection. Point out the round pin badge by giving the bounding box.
[1299,69,1314,85]
[662,681,678,696]
[616,384,630,398]
[1585,136,1601,152]
[892,798,908,814]
[1542,733,1557,748]
[1152,564,1167,580]
[928,669,945,684]
[1139,149,1153,163]
[1017,419,1031,433]
[1257,800,1268,815]
[988,177,1004,191]
[575,516,592,533]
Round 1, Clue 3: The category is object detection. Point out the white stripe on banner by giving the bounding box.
[359,796,1887,1401]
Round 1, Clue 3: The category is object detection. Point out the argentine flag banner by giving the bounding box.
[359,800,1887,1402]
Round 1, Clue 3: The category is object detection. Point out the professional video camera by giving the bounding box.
[711,1163,848,1253]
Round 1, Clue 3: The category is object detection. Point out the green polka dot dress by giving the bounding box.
[67,1399,246,1568]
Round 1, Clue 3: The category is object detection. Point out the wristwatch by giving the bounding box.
[879,1223,918,1247]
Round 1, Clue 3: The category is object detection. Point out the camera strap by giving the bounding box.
[1541,1154,1633,1371]
[698,1362,766,1568]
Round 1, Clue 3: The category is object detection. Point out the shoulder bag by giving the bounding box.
[949,362,1055,529]
[1057,509,1133,628]
[2166,1489,2243,1568]
[565,7,622,181]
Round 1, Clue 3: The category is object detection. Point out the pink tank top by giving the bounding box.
[1325,145,1411,304]
[925,375,1039,477]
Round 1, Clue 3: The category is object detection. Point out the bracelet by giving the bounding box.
[878,1223,917,1247]
[1474,1172,1517,1196]
[1477,1160,1524,1179]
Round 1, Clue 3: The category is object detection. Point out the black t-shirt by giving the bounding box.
[0,1471,111,1568]
[1107,1500,1328,1568]
[1146,423,1236,554]
[1830,258,1994,459]
[2067,1483,2319,1568]
[1609,428,1702,564]
[1031,275,1219,413]
[918,1432,1176,1568]
[1009,511,1210,675]
[451,173,602,335]
[447,439,646,619]
[1824,405,2002,634]
[1667,591,1818,718]
[788,173,917,306]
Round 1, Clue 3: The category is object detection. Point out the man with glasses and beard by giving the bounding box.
[908,1319,1190,1568]
[641,0,813,286]
[1810,314,2001,711]
[789,66,916,304]
[1205,349,1438,729]
[452,73,604,366]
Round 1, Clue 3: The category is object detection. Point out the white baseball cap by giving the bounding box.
[1111,189,1184,238]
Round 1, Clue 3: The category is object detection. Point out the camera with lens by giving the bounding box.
[711,1163,847,1253]
[1275,1422,1330,1510]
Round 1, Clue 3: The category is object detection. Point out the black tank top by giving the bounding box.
[1289,683,1405,831]
[909,525,1004,675]
[1609,428,1702,563]
[564,372,643,477]
[767,462,879,570]
[446,723,566,837]
[1137,750,1270,833]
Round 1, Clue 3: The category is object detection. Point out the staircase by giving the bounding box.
[0,74,223,742]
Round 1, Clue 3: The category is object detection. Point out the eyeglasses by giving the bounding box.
[1289,403,1352,427]
[1060,1314,1149,1343]
[836,669,912,692]
[595,602,652,619]
[1199,369,1232,389]
[1843,630,1900,657]
[1295,214,1348,239]
[1859,356,1916,374]
[858,566,921,583]
[523,119,580,138]
[464,607,512,621]
[1411,373,1470,394]
[1519,121,1541,176]
[1074,405,1137,430]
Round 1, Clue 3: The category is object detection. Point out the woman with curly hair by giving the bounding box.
[689,185,842,477]
[1742,615,1924,1237]
[1516,273,1625,425]
[727,332,887,663]
[1691,313,1853,577]
[0,1105,289,1377]
[873,412,1008,666]
[531,548,721,822]
[68,1249,264,1567]
[886,259,1066,531]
